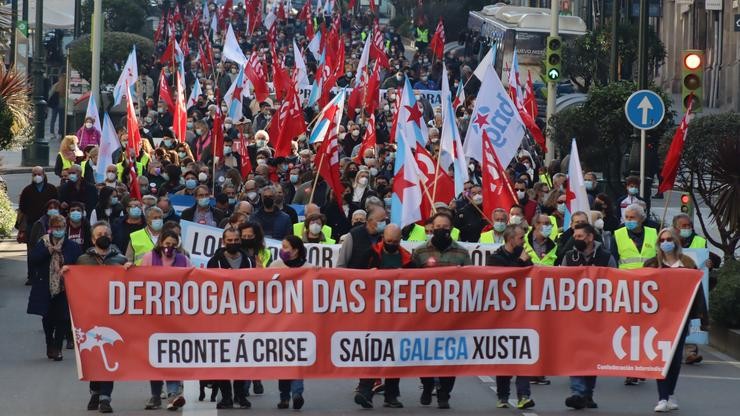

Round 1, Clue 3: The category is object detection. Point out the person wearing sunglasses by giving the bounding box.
[644,228,707,412]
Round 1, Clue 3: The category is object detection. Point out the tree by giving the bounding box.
[562,23,666,92]
[0,65,32,152]
[662,112,740,261]
[68,32,154,85]
[548,81,674,195]
[79,0,153,38]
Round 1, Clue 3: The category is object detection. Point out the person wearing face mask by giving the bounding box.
[618,176,645,223]
[485,225,534,409]
[351,169,376,207]
[269,235,310,409]
[125,206,165,265]
[252,185,292,240]
[554,211,596,264]
[238,221,272,269]
[137,230,189,411]
[27,215,83,362]
[282,168,302,204]
[65,202,92,250]
[74,221,129,413]
[206,228,255,409]
[410,212,471,409]
[381,71,406,89]
[613,204,657,271]
[353,224,410,410]
[644,229,706,413]
[583,172,599,207]
[523,214,559,266]
[181,185,225,227]
[253,102,273,132]
[58,164,98,214]
[55,135,83,178]
[76,116,101,148]
[479,208,509,243]
[337,207,387,268]
[558,223,615,409]
[18,167,59,282]
[300,213,335,244]
[512,180,538,224]
[455,185,487,242]
[508,205,530,229]
[110,198,145,251]
[176,171,199,196]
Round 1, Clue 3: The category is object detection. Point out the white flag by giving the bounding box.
[564,138,591,230]
[96,113,121,182]
[187,78,202,110]
[84,94,102,132]
[439,64,468,195]
[462,65,525,166]
[113,46,138,106]
[222,24,247,66]
[473,47,495,81]
[293,39,310,87]
[354,34,371,88]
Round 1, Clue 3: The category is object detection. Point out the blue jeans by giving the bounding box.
[49,106,64,135]
[90,381,113,401]
[279,379,304,400]
[496,376,530,399]
[570,376,597,397]
[149,381,181,397]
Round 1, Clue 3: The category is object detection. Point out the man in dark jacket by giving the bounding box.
[337,207,386,268]
[58,164,98,213]
[75,221,129,413]
[561,223,615,410]
[354,224,409,409]
[181,185,226,227]
[252,185,291,239]
[486,225,535,410]
[19,167,58,284]
[455,185,487,242]
[206,227,254,409]
[111,199,146,253]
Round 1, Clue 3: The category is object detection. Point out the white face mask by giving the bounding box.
[85,122,93,129]
[594,218,605,230]
[33,175,44,184]
[358,177,369,186]
[198,172,208,182]
[309,222,322,235]
[106,172,117,181]
[509,215,522,225]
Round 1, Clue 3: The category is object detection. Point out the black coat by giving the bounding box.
[207,248,256,269]
[486,246,533,267]
[27,238,83,317]
[181,205,226,226]
[58,181,98,214]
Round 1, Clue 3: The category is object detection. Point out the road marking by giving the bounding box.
[478,375,495,383]
[183,381,217,416]
[522,413,539,416]
[680,374,740,381]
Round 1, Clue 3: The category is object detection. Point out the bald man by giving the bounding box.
[355,222,411,409]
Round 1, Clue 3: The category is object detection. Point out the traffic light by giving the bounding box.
[545,36,562,82]
[681,50,703,112]
[679,192,693,218]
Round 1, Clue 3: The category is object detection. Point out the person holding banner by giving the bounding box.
[644,228,707,413]
[486,225,535,409]
[354,224,412,409]
[561,222,617,409]
[238,222,272,268]
[206,227,255,409]
[139,230,189,410]
[75,221,130,413]
[411,212,472,409]
[269,235,310,410]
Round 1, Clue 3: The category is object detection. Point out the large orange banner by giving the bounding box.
[66,265,701,381]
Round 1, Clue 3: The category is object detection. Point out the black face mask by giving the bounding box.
[225,243,241,254]
[573,239,588,252]
[262,197,275,209]
[95,236,111,250]
[241,239,257,250]
[343,193,353,203]
[384,243,399,253]
[431,229,452,251]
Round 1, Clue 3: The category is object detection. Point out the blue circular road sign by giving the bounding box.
[624,90,665,130]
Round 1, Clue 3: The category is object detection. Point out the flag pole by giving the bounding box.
[659,189,672,229]
[308,149,325,204]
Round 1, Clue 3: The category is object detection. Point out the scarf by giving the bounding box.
[42,235,65,296]
[284,256,307,268]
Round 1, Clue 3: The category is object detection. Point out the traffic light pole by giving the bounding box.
[638,0,649,198]
[545,0,560,165]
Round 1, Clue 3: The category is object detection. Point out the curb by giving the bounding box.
[1,166,54,175]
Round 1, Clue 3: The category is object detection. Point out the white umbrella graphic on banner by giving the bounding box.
[76,326,123,372]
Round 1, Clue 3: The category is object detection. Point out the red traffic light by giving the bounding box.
[680,194,690,204]
[684,53,702,70]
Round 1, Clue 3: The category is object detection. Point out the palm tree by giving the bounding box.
[0,63,33,151]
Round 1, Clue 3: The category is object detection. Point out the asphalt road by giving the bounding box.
[1,242,740,415]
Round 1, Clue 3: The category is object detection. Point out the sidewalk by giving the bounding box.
[0,117,60,174]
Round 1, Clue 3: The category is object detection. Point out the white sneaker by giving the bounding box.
[667,396,679,410]
[654,400,670,412]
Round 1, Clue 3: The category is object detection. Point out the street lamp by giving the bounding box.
[21,0,49,166]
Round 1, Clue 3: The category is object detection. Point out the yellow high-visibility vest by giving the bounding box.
[614,226,657,269]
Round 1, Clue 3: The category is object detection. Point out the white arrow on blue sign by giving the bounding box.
[624,90,665,130]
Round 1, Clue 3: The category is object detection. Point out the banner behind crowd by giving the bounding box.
[66,265,701,381]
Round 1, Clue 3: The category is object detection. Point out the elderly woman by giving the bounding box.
[55,135,84,178]
[645,228,707,413]
[26,215,83,361]
[301,213,335,244]
[76,116,102,148]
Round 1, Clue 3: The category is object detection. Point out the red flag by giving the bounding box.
[658,98,693,194]
[245,53,270,102]
[179,35,190,60]
[354,114,377,164]
[271,85,307,157]
[524,71,538,118]
[277,1,287,20]
[154,13,166,45]
[172,4,182,24]
[219,0,233,32]
[298,0,312,20]
[125,84,142,201]
[415,143,455,219]
[429,18,445,60]
[160,35,176,64]
[481,131,517,218]
[316,127,345,205]
[271,44,291,101]
[364,64,381,116]
[212,108,224,159]
[173,72,187,143]
[158,69,175,112]
[305,18,315,40]
[369,0,377,13]
[237,131,253,178]
[518,106,547,153]
[370,21,390,68]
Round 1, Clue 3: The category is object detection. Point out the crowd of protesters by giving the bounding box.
[13,0,717,414]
